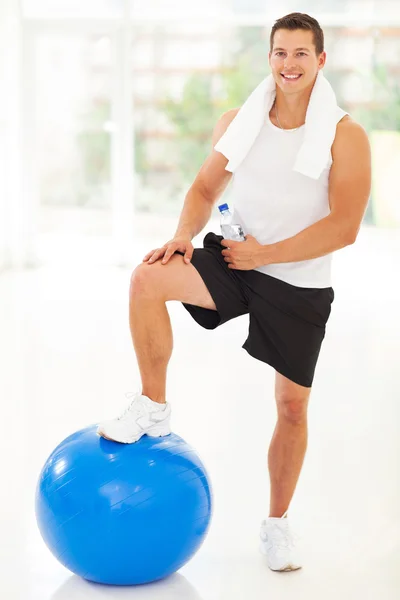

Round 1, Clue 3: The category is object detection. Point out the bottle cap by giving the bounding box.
[218,203,229,212]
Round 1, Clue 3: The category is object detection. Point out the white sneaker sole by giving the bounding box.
[97,421,171,444]
[259,542,302,571]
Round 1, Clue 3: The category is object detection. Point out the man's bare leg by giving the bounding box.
[268,372,311,517]
[128,254,217,404]
[129,293,172,404]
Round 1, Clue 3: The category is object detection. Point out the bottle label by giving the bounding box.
[221,224,246,241]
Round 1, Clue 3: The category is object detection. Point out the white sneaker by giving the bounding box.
[259,513,302,572]
[97,392,172,444]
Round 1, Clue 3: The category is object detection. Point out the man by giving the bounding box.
[97,13,371,571]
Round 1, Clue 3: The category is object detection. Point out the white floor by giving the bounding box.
[1,216,399,599]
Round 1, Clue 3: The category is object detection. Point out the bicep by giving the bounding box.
[329,121,372,239]
[191,148,233,205]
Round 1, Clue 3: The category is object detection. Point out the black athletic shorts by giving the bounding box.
[176,231,334,388]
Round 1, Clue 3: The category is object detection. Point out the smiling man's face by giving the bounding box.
[269,28,326,95]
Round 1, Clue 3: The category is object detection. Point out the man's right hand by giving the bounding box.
[142,236,194,265]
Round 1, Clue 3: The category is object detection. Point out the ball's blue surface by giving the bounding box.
[35,426,213,585]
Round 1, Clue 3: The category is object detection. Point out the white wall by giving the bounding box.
[0,1,32,270]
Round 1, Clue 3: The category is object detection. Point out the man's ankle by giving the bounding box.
[142,392,166,405]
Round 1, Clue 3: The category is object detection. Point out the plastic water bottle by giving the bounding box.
[218,203,246,242]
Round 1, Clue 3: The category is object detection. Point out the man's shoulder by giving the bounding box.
[212,107,241,147]
[331,114,371,167]
[333,114,370,154]
[219,106,241,125]
[336,114,368,138]
[338,113,352,125]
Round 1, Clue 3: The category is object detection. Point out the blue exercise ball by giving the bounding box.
[35,425,213,585]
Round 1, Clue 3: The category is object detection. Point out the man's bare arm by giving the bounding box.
[174,108,239,240]
[261,118,372,265]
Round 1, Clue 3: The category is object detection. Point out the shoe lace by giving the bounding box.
[271,528,291,550]
[263,522,300,550]
[117,392,144,421]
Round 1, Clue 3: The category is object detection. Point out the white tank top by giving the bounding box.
[230,107,348,288]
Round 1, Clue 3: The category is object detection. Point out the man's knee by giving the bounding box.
[130,262,162,299]
[130,254,216,310]
[275,372,311,422]
[276,392,310,422]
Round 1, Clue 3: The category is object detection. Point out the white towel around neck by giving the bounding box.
[214,70,340,180]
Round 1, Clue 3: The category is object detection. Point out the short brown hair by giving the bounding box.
[270,12,324,56]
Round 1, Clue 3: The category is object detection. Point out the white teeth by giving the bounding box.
[282,74,300,79]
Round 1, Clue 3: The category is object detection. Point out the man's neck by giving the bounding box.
[273,94,311,129]
[273,78,315,129]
